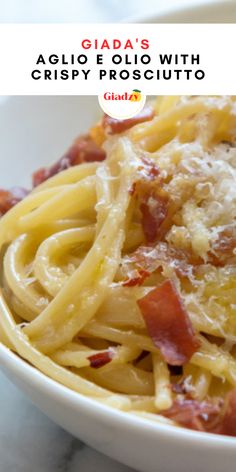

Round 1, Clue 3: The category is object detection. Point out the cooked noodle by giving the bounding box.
[1,96,236,435]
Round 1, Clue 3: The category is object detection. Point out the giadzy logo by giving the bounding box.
[99,89,146,119]
[104,89,142,102]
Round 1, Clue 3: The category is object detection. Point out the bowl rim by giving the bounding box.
[125,0,236,23]
[1,341,236,448]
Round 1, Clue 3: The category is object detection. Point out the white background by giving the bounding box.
[0,0,225,23]
[0,23,234,95]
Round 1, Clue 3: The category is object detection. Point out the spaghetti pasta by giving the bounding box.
[1,96,236,435]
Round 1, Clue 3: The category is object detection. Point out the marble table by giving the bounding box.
[0,0,200,470]
[0,373,135,472]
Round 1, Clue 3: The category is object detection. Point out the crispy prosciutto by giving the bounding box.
[138,156,161,181]
[121,243,196,288]
[88,349,114,369]
[0,187,29,216]
[32,134,106,187]
[216,388,236,436]
[122,269,150,287]
[163,388,236,436]
[132,156,169,243]
[171,376,195,395]
[162,398,221,432]
[125,243,196,279]
[137,279,200,365]
[102,105,155,135]
[140,191,169,243]
[209,226,236,266]
[121,242,204,289]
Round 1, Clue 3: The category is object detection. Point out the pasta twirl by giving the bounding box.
[1,96,236,436]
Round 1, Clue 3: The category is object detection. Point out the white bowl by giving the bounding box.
[1,344,236,472]
[129,0,236,23]
[1,3,236,471]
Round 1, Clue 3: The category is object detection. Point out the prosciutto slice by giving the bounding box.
[137,279,200,365]
[163,388,236,437]
[32,135,106,187]
[102,106,155,135]
[88,350,114,369]
[217,388,236,436]
[140,191,169,243]
[0,187,29,216]
[162,398,221,431]
[132,156,169,243]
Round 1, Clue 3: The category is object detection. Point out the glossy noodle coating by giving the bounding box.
[1,96,236,435]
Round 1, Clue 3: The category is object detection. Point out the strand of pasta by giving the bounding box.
[95,164,115,234]
[51,343,141,369]
[96,286,145,330]
[79,363,154,396]
[0,290,130,402]
[32,162,99,192]
[34,226,95,297]
[1,218,90,321]
[4,226,96,321]
[5,293,39,322]
[82,321,159,352]
[130,96,232,141]
[4,233,50,316]
[83,321,236,387]
[129,96,232,151]
[126,396,156,413]
[0,185,79,246]
[23,139,138,344]
[192,368,212,401]
[152,352,172,410]
[154,96,181,115]
[31,230,124,353]
[19,176,96,231]
[193,336,236,387]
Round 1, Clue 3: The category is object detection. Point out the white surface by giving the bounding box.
[0,2,235,472]
[0,96,100,187]
[0,0,215,23]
